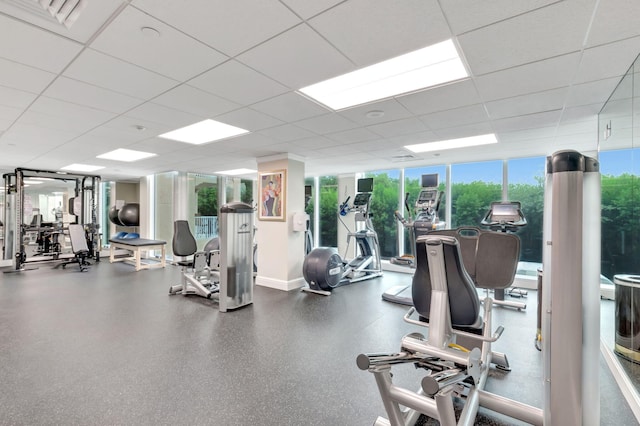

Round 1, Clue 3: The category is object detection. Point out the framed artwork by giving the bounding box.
[259,170,286,221]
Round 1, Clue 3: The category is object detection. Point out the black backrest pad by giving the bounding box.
[172,220,197,257]
[412,236,480,326]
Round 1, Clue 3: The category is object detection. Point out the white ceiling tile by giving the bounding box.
[474,53,581,101]
[0,58,56,94]
[132,0,301,56]
[152,85,239,118]
[127,103,205,130]
[498,127,558,143]
[91,6,227,81]
[43,77,143,114]
[0,117,13,131]
[0,86,38,109]
[309,0,450,66]
[556,120,598,136]
[420,104,490,129]
[0,105,24,124]
[215,108,284,131]
[492,110,563,133]
[63,49,178,99]
[433,122,494,139]
[440,0,560,34]
[338,99,413,126]
[367,117,428,138]
[326,128,380,144]
[294,113,359,135]
[574,37,640,84]
[0,14,83,73]
[396,80,481,115]
[251,92,329,122]
[290,136,345,149]
[280,0,343,19]
[459,1,592,76]
[3,123,77,146]
[257,124,316,142]
[103,115,177,138]
[485,88,568,120]
[587,0,640,46]
[386,130,439,146]
[237,24,354,89]
[188,60,289,106]
[565,78,621,108]
[22,97,116,133]
[560,105,602,124]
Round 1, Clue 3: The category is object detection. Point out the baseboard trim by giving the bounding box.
[256,275,306,291]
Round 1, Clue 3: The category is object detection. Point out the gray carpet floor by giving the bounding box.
[0,259,636,425]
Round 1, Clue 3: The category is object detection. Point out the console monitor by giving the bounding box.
[421,173,438,188]
[353,192,372,206]
[304,185,312,198]
[489,202,521,223]
[358,177,374,193]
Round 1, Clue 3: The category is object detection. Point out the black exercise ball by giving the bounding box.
[108,206,125,226]
[118,203,140,227]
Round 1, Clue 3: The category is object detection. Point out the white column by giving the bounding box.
[255,154,306,291]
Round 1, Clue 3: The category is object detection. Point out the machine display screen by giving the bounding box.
[491,203,520,220]
[421,173,438,188]
[358,178,374,193]
[353,192,372,206]
[418,189,437,202]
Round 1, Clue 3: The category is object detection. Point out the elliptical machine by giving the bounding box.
[383,174,444,305]
[302,178,382,295]
[390,173,445,268]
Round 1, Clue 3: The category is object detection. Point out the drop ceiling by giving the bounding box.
[0,0,638,180]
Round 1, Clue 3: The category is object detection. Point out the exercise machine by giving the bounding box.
[358,150,601,426]
[170,202,254,312]
[480,201,528,309]
[390,173,444,268]
[169,220,220,298]
[357,231,540,426]
[302,178,382,295]
[2,168,101,272]
[383,174,444,305]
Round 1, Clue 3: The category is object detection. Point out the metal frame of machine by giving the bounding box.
[2,168,101,271]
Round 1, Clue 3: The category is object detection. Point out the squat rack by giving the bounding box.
[2,168,101,271]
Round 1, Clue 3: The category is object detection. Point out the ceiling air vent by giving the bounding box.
[391,154,419,163]
[1,0,86,28]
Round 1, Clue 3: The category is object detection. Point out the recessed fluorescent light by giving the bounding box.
[216,168,256,176]
[96,148,156,162]
[405,134,498,153]
[60,164,105,172]
[158,119,250,145]
[298,39,468,110]
[22,180,44,184]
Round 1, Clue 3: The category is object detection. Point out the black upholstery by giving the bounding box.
[412,236,481,327]
[411,228,520,328]
[172,221,197,265]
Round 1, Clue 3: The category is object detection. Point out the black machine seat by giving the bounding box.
[172,220,197,266]
[411,228,520,328]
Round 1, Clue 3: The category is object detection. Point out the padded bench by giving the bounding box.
[109,238,166,271]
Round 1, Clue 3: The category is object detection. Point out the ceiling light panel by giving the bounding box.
[216,168,256,176]
[298,39,468,110]
[96,148,156,162]
[405,133,497,153]
[158,119,250,145]
[60,163,105,172]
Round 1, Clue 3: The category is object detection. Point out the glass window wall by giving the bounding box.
[450,161,502,228]
[364,170,400,259]
[507,157,545,263]
[319,176,338,247]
